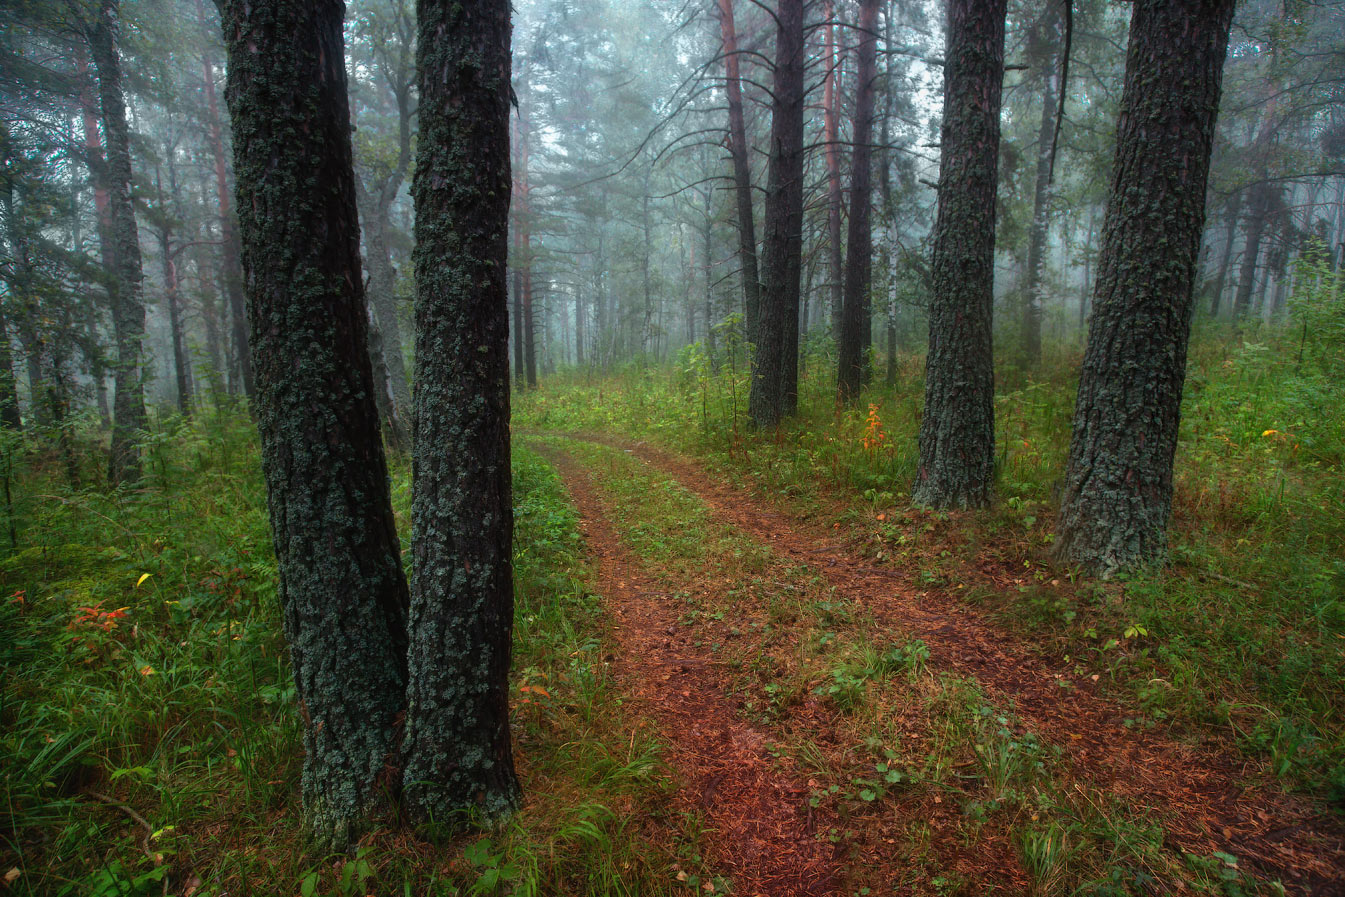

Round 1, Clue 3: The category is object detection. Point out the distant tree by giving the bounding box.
[715,0,761,349]
[86,0,148,484]
[836,0,879,403]
[911,0,1006,509]
[217,0,411,848]
[403,0,521,821]
[749,0,805,429]
[822,0,843,341]
[1055,0,1235,576]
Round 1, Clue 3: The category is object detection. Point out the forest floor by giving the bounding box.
[516,429,1344,896]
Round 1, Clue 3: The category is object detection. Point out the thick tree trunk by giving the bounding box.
[88,0,148,486]
[748,0,806,428]
[1055,0,1234,577]
[911,0,1006,508]
[837,0,879,403]
[406,0,521,822]
[716,0,761,349]
[218,0,411,848]
[196,0,253,399]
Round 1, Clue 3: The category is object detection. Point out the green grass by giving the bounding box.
[514,323,1345,809]
[0,412,703,896]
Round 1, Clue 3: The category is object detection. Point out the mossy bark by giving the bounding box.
[217,0,411,849]
[405,0,521,822]
[748,0,805,429]
[1055,0,1234,578]
[87,0,147,486]
[911,0,1005,509]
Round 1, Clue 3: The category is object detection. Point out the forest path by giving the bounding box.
[533,444,841,897]
[526,431,1344,895]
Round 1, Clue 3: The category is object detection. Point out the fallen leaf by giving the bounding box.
[4,868,21,885]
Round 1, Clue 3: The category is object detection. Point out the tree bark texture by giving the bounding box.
[911,0,1005,509]
[837,0,879,403]
[407,0,521,822]
[749,0,806,429]
[1055,0,1234,577]
[88,0,148,485]
[218,0,411,848]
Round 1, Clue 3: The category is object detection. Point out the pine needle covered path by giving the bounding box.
[525,431,1344,896]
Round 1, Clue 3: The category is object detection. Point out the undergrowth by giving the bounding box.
[0,412,697,896]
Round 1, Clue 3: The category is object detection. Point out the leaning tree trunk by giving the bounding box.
[837,0,879,403]
[748,0,806,429]
[911,0,1006,509]
[716,0,761,349]
[218,0,411,849]
[88,0,147,485]
[1055,0,1234,577]
[405,0,521,822]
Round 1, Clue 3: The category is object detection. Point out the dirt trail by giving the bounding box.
[535,446,839,897]
[551,432,1345,894]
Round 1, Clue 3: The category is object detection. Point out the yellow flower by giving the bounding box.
[1262,429,1279,437]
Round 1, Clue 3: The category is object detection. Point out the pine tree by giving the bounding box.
[1055,0,1235,576]
[217,0,411,848]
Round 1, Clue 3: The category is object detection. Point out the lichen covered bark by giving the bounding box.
[911,0,1005,509]
[405,0,520,822]
[1055,0,1234,577]
[217,0,411,848]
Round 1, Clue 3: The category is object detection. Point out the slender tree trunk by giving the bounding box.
[88,0,147,485]
[362,211,412,418]
[837,0,879,403]
[408,0,521,822]
[1233,184,1273,319]
[824,0,844,340]
[195,246,227,401]
[1208,191,1241,317]
[911,0,1006,508]
[218,0,411,848]
[511,254,524,385]
[749,0,806,428]
[365,309,408,451]
[1055,0,1234,577]
[155,169,194,417]
[196,0,254,399]
[1021,8,1061,367]
[0,306,20,430]
[716,0,762,349]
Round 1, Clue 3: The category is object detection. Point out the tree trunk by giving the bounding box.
[88,0,148,486]
[716,0,761,349]
[1208,191,1241,317]
[218,0,411,849]
[196,0,254,399]
[0,306,20,430]
[911,0,1006,508]
[154,168,194,418]
[824,0,844,340]
[194,245,227,401]
[748,0,806,429]
[1021,6,1061,367]
[407,0,521,823]
[1233,184,1274,319]
[1055,0,1234,577]
[837,0,879,403]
